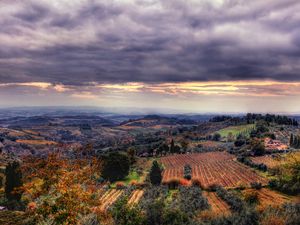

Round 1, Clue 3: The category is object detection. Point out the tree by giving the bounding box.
[5,161,23,201]
[183,164,192,180]
[212,133,221,141]
[170,139,175,153]
[127,147,136,164]
[290,134,294,147]
[101,152,130,182]
[180,139,188,152]
[149,160,162,185]
[157,143,169,156]
[251,139,265,156]
[227,132,235,142]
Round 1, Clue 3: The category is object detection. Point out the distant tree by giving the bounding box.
[180,139,188,152]
[174,145,181,154]
[227,132,235,142]
[290,134,294,146]
[157,143,169,156]
[170,139,175,153]
[256,120,269,133]
[212,133,221,141]
[149,160,162,185]
[101,152,130,182]
[251,139,265,156]
[127,147,136,164]
[5,161,23,201]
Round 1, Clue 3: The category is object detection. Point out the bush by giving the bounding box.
[179,179,190,186]
[145,199,165,225]
[162,209,190,225]
[164,178,180,189]
[178,186,209,215]
[112,196,145,225]
[184,164,192,180]
[237,157,267,172]
[116,181,126,190]
[79,213,100,225]
[191,178,202,188]
[215,186,244,212]
[250,182,262,190]
[244,190,259,204]
[212,133,221,141]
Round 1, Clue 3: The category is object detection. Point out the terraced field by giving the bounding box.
[99,189,124,211]
[203,191,230,216]
[161,152,268,188]
[128,190,144,205]
[243,188,292,209]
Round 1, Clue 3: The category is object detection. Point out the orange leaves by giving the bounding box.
[21,154,104,224]
[27,202,37,211]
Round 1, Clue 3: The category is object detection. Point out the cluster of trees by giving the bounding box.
[268,153,300,195]
[215,186,244,212]
[237,156,267,172]
[250,139,266,156]
[290,134,300,148]
[210,113,298,127]
[209,116,232,122]
[178,186,209,215]
[156,139,182,155]
[245,113,298,126]
[250,121,269,138]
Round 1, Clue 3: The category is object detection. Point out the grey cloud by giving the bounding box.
[0,0,300,85]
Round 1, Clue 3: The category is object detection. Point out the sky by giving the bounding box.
[0,0,300,113]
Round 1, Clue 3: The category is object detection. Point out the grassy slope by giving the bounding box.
[217,124,255,138]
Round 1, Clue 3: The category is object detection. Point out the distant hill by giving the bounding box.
[120,114,196,127]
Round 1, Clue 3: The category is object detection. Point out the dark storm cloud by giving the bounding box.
[0,0,300,85]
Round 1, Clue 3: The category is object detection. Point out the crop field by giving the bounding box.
[203,191,230,216]
[242,188,292,209]
[98,189,124,211]
[128,190,144,205]
[16,139,58,145]
[161,152,268,188]
[217,124,255,138]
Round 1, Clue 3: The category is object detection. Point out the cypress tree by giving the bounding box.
[170,139,175,153]
[5,161,23,201]
[149,160,162,185]
[290,134,294,147]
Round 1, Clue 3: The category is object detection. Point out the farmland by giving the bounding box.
[242,188,293,210]
[217,124,255,138]
[0,111,299,225]
[161,152,268,188]
[202,191,230,216]
[16,139,58,145]
[98,189,124,211]
[250,155,285,169]
[128,190,144,205]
